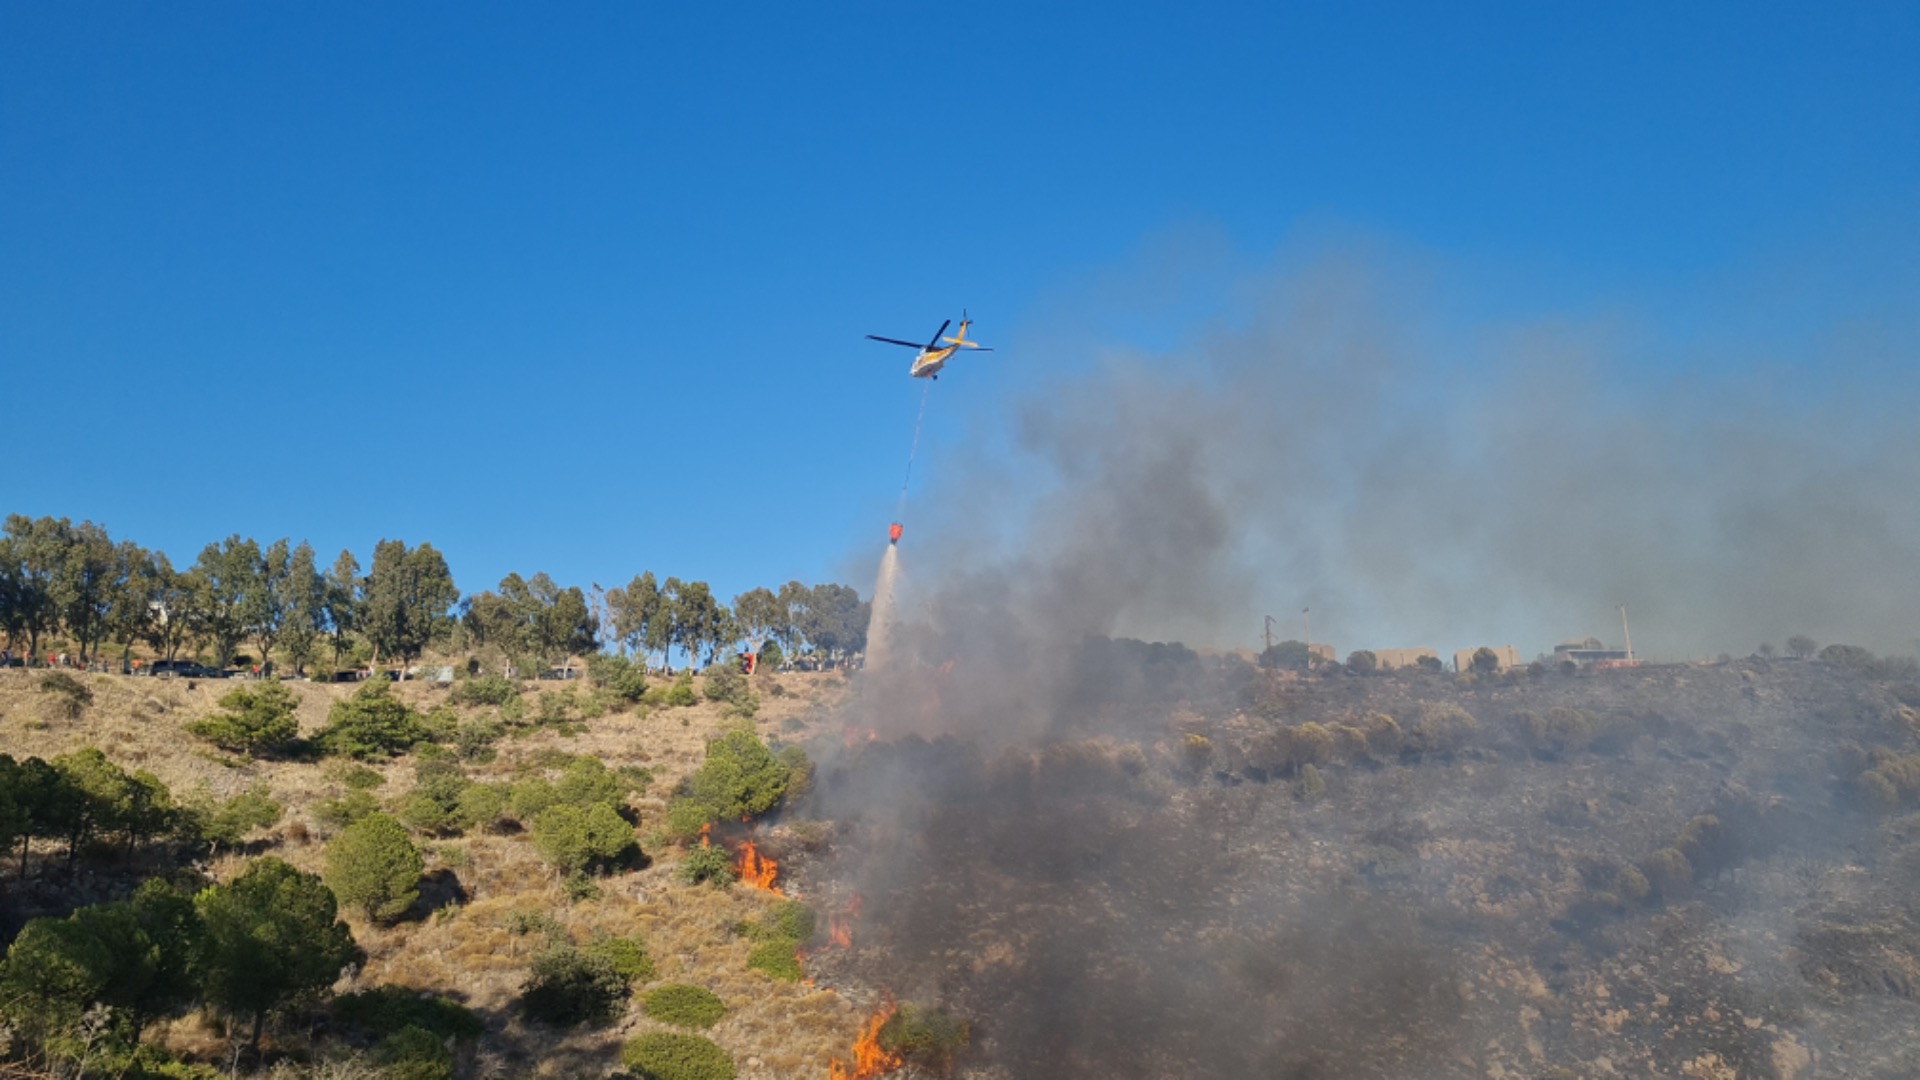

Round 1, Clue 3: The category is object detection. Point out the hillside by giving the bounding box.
[0,665,878,1079]
[6,656,1920,1079]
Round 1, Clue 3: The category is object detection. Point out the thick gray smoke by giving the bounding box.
[902,244,1920,668]
[800,243,1920,1076]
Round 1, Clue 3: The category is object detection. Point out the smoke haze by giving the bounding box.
[903,240,1920,665]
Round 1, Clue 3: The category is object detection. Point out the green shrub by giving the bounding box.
[1640,847,1693,901]
[1615,865,1651,904]
[1181,733,1213,773]
[702,667,750,705]
[642,984,727,1029]
[317,677,428,759]
[555,757,630,809]
[324,812,424,922]
[737,900,816,942]
[1331,724,1370,761]
[1515,707,1595,755]
[662,673,699,708]
[677,838,733,886]
[531,803,638,875]
[1298,763,1326,800]
[334,986,485,1040]
[745,939,802,981]
[589,654,650,704]
[877,1003,971,1069]
[188,682,299,755]
[521,945,629,1027]
[182,785,283,851]
[450,675,519,708]
[509,777,559,821]
[419,704,460,743]
[1362,714,1403,757]
[621,1032,736,1080]
[397,757,472,835]
[334,763,387,791]
[452,717,503,761]
[588,934,655,982]
[315,789,381,829]
[1860,769,1902,811]
[1412,704,1478,756]
[374,1025,453,1080]
[681,730,794,825]
[665,798,715,843]
[455,783,511,831]
[1290,723,1334,766]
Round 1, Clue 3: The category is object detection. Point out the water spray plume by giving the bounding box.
[864,544,903,673]
[828,1000,902,1080]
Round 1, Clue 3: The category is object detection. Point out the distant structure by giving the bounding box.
[1308,643,1336,665]
[1453,644,1523,672]
[1552,638,1630,666]
[1373,647,1438,671]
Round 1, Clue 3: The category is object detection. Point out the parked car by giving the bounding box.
[538,667,581,681]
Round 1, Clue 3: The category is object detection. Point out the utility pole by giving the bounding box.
[1303,607,1312,670]
[1263,615,1276,661]
[1618,603,1634,662]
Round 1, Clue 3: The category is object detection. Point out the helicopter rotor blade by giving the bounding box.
[924,319,951,350]
[866,335,925,348]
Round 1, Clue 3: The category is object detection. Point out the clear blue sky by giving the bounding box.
[4,2,1916,609]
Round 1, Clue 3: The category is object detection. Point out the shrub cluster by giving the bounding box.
[316,677,428,760]
[642,984,727,1029]
[37,670,94,719]
[1859,751,1920,812]
[519,936,652,1027]
[449,674,520,708]
[665,730,808,840]
[0,749,212,864]
[735,900,814,982]
[186,682,300,755]
[0,858,364,1064]
[323,811,424,922]
[621,1032,736,1080]
[877,1003,971,1070]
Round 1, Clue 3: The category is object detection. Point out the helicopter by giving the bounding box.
[866,312,993,379]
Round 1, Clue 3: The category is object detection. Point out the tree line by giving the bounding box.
[0,513,868,675]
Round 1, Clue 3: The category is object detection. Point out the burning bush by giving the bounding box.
[877,1003,971,1071]
[642,984,728,1029]
[622,1032,736,1080]
[678,836,732,886]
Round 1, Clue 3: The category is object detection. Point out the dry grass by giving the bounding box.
[0,665,867,1079]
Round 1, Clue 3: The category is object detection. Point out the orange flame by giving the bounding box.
[828,1000,901,1080]
[736,839,781,893]
[826,893,862,949]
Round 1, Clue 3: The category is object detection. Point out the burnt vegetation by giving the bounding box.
[798,640,1920,1077]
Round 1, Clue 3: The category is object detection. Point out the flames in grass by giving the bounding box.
[828,1000,902,1080]
[736,838,781,893]
[827,893,862,949]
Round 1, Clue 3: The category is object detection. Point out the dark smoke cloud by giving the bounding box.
[802,237,1920,1077]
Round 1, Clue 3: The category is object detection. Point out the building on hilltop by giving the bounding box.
[1372,647,1439,671]
[1453,644,1524,672]
[1552,638,1630,666]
